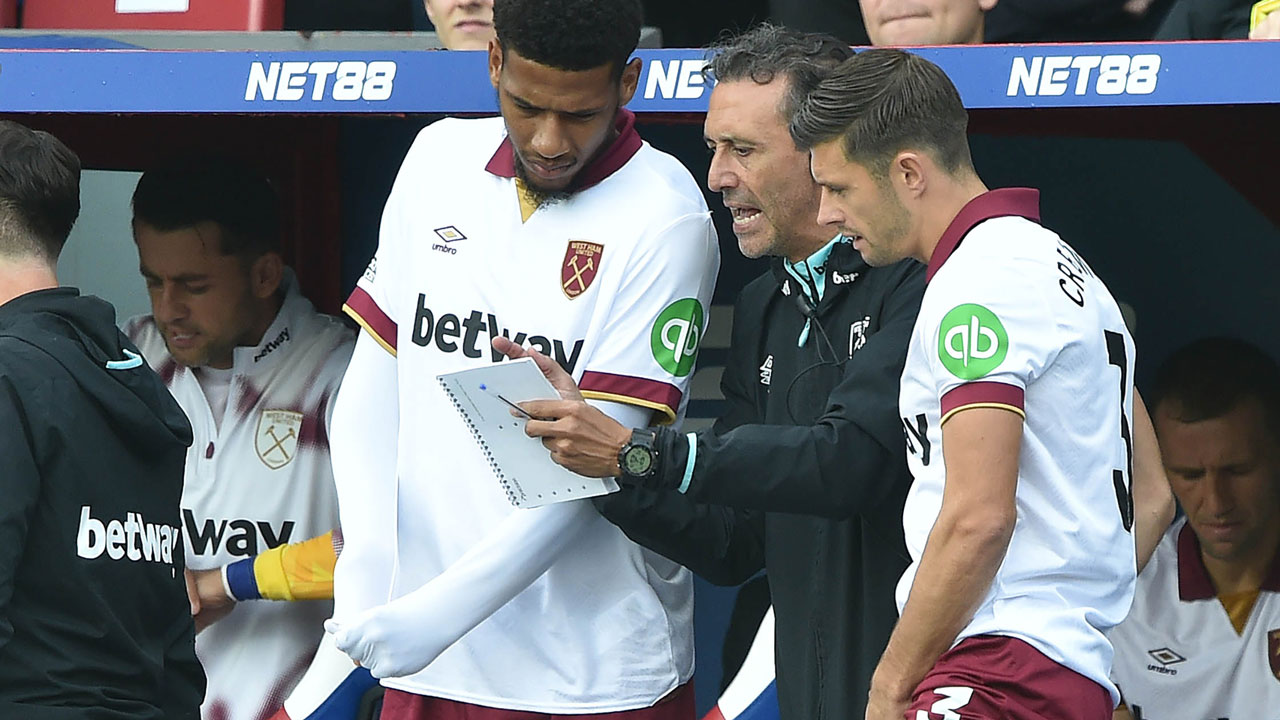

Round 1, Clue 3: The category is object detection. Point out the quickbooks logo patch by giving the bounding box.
[939,303,1008,379]
[652,298,704,377]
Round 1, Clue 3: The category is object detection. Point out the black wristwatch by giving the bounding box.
[618,429,658,482]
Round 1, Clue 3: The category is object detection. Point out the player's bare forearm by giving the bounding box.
[867,408,1021,719]
[868,509,1013,714]
[1131,391,1174,573]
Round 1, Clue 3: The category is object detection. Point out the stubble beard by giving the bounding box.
[514,155,573,209]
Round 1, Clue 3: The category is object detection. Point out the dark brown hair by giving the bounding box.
[1153,337,1280,439]
[0,120,81,261]
[789,48,973,177]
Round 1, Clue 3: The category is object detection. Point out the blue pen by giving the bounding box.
[481,384,537,419]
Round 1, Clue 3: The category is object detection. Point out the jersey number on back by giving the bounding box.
[1106,329,1135,532]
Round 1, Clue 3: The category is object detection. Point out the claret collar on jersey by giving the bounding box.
[1177,522,1280,600]
[926,188,1041,283]
[484,109,643,192]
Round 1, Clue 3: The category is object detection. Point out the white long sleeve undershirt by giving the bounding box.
[327,329,651,679]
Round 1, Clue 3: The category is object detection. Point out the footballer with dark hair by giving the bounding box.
[326,0,720,718]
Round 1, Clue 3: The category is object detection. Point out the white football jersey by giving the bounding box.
[127,272,355,720]
[897,189,1137,702]
[340,114,719,711]
[1109,518,1280,720]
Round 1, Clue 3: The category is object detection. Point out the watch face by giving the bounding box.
[622,445,653,475]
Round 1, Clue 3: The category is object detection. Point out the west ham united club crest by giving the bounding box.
[256,409,303,470]
[562,240,603,299]
[1270,629,1280,682]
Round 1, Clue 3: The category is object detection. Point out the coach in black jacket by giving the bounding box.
[0,121,204,719]
[495,26,924,720]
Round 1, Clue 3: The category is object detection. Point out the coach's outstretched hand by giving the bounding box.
[490,337,632,478]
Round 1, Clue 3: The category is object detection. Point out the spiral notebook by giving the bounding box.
[437,358,619,509]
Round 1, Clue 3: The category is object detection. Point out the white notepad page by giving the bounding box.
[436,358,619,509]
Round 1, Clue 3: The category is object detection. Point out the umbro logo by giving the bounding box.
[1145,647,1184,676]
[434,226,466,242]
[1147,647,1185,666]
[432,226,465,255]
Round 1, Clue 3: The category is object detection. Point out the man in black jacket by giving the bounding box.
[494,25,925,720]
[0,120,205,719]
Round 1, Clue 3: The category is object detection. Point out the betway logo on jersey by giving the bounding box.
[77,506,181,565]
[412,294,584,371]
[643,59,709,100]
[184,509,295,557]
[254,327,290,362]
[245,61,396,102]
[1007,54,1160,97]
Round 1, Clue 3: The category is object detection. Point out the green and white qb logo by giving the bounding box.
[652,298,705,377]
[938,303,1008,379]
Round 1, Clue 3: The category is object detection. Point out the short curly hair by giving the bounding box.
[493,0,643,78]
[706,24,853,124]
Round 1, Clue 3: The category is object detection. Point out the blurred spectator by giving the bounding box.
[1109,337,1280,720]
[1155,0,1251,38]
[860,0,995,45]
[983,0,1177,42]
[421,0,495,50]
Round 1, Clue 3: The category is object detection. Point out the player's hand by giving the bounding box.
[490,336,584,402]
[189,568,236,633]
[326,608,449,679]
[518,399,632,478]
[1251,10,1280,38]
[865,679,912,720]
[184,568,201,615]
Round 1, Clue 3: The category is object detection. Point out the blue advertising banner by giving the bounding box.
[0,42,1274,114]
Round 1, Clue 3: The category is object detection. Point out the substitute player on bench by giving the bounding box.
[1110,337,1280,720]
[126,158,371,720]
[789,49,1173,720]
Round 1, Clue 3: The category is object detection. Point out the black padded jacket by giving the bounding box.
[596,244,925,720]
